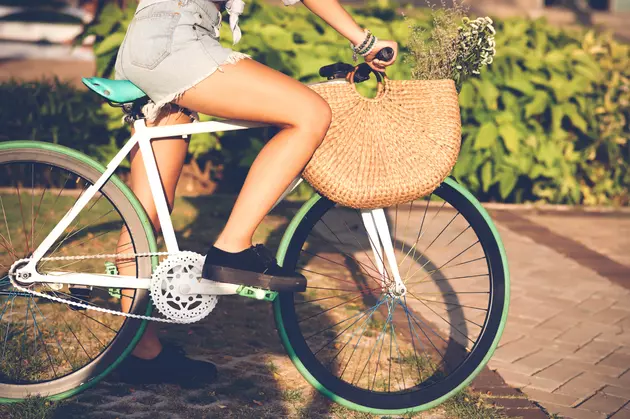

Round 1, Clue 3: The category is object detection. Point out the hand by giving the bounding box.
[364,40,398,71]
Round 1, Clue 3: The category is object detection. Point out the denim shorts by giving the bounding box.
[114,0,250,121]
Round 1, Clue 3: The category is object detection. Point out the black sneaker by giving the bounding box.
[112,343,217,387]
[202,244,306,292]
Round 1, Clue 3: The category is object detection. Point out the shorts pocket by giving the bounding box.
[129,11,181,70]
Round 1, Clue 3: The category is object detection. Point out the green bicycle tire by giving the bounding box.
[0,141,158,402]
[273,177,510,414]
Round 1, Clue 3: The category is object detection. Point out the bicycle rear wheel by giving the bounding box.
[274,178,509,414]
[0,142,156,401]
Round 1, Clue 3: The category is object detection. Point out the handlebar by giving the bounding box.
[319,47,395,83]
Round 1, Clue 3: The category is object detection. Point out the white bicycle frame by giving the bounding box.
[17,118,406,296]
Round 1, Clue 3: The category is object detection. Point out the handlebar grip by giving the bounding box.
[375,47,394,62]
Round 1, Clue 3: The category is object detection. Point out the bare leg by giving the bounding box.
[116,108,192,359]
[177,59,331,252]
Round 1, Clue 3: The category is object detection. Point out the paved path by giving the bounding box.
[488,209,630,419]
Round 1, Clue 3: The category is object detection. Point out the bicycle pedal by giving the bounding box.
[69,286,91,311]
[237,286,277,302]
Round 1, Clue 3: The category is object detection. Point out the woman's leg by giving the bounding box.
[176,59,331,253]
[116,107,192,359]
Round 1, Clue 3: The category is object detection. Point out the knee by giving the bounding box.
[291,96,332,147]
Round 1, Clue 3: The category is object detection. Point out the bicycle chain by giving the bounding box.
[10,252,187,324]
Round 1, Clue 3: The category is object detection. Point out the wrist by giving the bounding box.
[348,27,367,46]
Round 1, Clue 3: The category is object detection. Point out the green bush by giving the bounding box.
[0,79,124,164]
[453,19,629,205]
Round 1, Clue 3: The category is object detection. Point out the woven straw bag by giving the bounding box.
[304,68,462,209]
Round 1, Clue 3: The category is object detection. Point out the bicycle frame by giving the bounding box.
[17,118,406,296]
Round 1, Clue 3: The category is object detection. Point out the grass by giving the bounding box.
[0,396,57,419]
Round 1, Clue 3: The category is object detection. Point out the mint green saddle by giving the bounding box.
[82,77,147,103]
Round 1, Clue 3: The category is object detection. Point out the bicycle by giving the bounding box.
[0,48,509,415]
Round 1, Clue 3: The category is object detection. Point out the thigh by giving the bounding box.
[176,59,329,127]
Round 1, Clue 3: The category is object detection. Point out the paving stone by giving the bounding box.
[555,374,607,400]
[502,407,549,419]
[568,340,619,364]
[512,351,565,376]
[611,409,630,419]
[522,387,579,407]
[577,296,617,314]
[599,351,630,370]
[487,397,533,408]
[535,360,583,385]
[602,385,630,399]
[557,323,605,346]
[578,392,628,415]
[591,308,630,325]
[543,402,607,419]
[493,339,542,363]
[499,370,562,392]
[555,357,628,379]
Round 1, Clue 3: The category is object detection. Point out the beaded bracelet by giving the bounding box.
[351,29,373,62]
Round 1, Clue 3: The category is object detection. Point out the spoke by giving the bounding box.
[400,197,442,269]
[338,296,387,380]
[389,311,408,391]
[403,298,425,386]
[0,195,14,253]
[407,294,488,312]
[352,299,395,385]
[298,293,367,323]
[448,225,471,246]
[406,273,489,287]
[299,267,380,289]
[319,297,386,361]
[15,182,31,255]
[28,299,59,379]
[423,211,460,255]
[300,250,385,287]
[60,306,92,360]
[29,180,49,251]
[31,298,78,371]
[311,300,383,351]
[311,220,384,279]
[296,286,381,306]
[1,296,16,363]
[31,170,72,246]
[407,290,476,344]
[73,310,119,334]
[399,297,447,365]
[406,239,480,282]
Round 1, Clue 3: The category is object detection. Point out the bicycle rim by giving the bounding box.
[0,142,156,400]
[274,178,510,413]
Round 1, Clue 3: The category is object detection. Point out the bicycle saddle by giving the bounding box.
[82,77,147,104]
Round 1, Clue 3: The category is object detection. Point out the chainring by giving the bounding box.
[150,251,218,323]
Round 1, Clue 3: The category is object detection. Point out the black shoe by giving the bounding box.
[113,343,217,387]
[202,244,307,292]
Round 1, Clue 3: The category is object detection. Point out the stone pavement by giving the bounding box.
[487,208,630,419]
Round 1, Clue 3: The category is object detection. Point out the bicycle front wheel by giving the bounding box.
[0,141,156,401]
[274,178,510,414]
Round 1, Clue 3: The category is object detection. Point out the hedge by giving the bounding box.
[1,0,628,205]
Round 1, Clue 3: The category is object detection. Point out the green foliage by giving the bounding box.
[453,19,630,205]
[0,79,124,164]
[3,1,627,204]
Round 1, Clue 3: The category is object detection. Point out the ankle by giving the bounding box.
[132,341,163,360]
[213,238,251,253]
